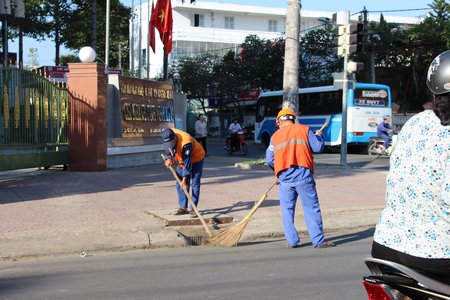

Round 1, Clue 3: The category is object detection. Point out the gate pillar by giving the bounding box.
[67,63,107,171]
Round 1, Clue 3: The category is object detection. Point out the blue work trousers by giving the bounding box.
[379,133,390,148]
[175,159,204,209]
[279,178,325,247]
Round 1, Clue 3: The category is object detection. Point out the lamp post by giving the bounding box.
[173,72,181,92]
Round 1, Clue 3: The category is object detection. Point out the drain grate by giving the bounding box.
[187,235,204,245]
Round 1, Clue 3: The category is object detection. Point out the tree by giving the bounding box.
[35,0,77,66]
[238,35,284,90]
[25,48,39,69]
[299,28,340,86]
[366,0,449,111]
[64,0,132,69]
[173,52,222,114]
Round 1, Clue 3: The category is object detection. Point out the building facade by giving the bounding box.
[130,1,422,79]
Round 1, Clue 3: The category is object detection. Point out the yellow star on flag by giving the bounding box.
[158,10,165,23]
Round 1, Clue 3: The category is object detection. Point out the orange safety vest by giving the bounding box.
[271,124,314,177]
[172,128,205,167]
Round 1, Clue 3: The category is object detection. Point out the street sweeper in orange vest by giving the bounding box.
[265,108,335,249]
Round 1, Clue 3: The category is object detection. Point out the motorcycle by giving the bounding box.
[363,258,450,300]
[225,130,248,156]
[368,134,397,159]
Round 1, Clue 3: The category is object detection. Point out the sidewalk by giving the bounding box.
[0,155,388,260]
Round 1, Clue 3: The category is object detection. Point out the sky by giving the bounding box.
[10,0,433,66]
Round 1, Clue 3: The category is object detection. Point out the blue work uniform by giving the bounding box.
[377,121,393,148]
[165,144,204,210]
[265,129,325,247]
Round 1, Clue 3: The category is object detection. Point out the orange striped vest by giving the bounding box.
[172,128,205,167]
[271,124,314,176]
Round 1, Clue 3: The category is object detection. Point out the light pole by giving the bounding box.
[173,72,181,93]
[105,0,110,75]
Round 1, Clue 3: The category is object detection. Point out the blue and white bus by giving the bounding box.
[254,83,392,148]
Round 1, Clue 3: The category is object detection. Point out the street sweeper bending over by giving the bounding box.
[265,108,335,249]
[162,128,205,218]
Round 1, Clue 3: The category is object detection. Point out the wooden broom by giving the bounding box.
[204,179,278,247]
[161,154,212,237]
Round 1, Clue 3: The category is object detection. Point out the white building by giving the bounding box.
[130,1,422,79]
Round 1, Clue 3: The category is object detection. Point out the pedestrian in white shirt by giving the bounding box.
[195,114,208,156]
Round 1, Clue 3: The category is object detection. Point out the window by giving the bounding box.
[225,16,234,29]
[190,14,204,27]
[268,20,277,32]
[298,91,342,115]
[142,49,147,66]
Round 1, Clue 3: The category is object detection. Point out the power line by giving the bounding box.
[366,8,431,14]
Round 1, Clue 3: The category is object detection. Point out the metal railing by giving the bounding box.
[0,67,68,170]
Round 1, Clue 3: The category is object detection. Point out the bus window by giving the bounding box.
[299,91,342,115]
[256,95,281,122]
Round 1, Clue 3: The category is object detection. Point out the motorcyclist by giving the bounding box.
[228,119,242,150]
[376,114,395,153]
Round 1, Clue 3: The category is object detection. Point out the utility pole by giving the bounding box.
[282,0,301,113]
[333,11,364,166]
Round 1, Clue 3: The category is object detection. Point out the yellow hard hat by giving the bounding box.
[276,108,296,122]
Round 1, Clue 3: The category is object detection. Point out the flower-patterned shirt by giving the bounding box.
[374,110,450,258]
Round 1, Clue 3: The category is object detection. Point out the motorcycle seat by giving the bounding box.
[365,258,450,295]
[369,136,385,142]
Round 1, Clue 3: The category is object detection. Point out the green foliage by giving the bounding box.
[25,48,39,69]
[363,0,449,111]
[299,28,341,86]
[9,0,131,68]
[64,0,132,69]
[59,54,80,66]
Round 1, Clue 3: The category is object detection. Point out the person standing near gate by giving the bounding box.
[162,128,205,218]
[265,108,335,249]
[195,114,208,157]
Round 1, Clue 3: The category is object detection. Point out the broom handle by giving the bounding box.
[242,179,278,222]
[317,122,329,133]
[161,154,212,237]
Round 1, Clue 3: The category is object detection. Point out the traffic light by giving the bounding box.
[346,22,364,54]
[347,60,364,73]
[333,22,364,57]
[333,25,347,56]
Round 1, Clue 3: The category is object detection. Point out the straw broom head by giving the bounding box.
[203,179,278,247]
[203,219,249,247]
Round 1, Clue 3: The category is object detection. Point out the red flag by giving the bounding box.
[149,1,156,53]
[150,0,173,54]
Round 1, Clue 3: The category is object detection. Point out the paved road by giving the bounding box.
[0,228,374,300]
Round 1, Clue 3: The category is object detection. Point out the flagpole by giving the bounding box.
[163,47,168,80]
[138,0,142,79]
[131,0,135,75]
[147,0,150,79]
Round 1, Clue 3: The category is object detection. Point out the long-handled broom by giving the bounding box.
[204,179,278,247]
[161,154,212,237]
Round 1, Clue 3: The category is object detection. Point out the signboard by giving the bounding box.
[332,72,355,89]
[0,52,17,65]
[354,89,388,107]
[34,66,69,82]
[120,77,174,138]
